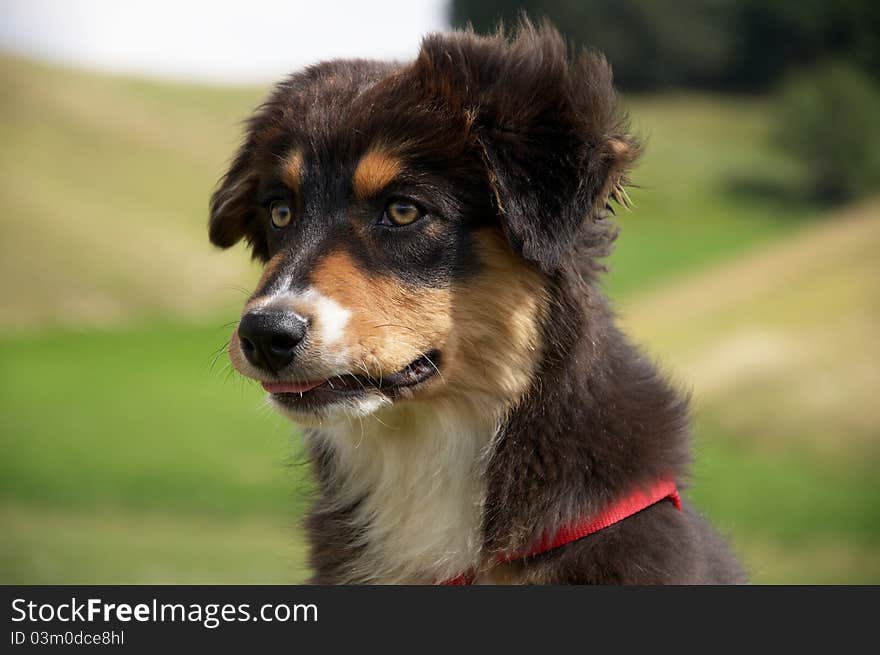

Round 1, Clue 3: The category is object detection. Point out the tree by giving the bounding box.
[449,0,880,91]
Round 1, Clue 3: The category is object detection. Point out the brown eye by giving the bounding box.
[269,201,292,228]
[383,200,423,226]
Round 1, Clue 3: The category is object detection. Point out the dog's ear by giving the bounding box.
[414,24,639,273]
[208,131,269,261]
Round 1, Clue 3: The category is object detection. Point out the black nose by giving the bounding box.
[238,310,307,373]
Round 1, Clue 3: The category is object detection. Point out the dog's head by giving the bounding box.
[210,24,637,422]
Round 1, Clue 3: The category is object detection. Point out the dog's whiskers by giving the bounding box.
[220,285,253,298]
[208,340,231,373]
[370,413,399,431]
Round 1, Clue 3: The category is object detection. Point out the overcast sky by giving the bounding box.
[0,0,449,84]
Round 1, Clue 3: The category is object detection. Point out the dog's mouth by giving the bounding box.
[262,351,441,407]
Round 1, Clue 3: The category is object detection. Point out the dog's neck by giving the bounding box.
[306,395,502,584]
[303,278,691,584]
[481,277,692,557]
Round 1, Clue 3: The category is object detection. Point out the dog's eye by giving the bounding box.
[382,200,423,226]
[269,201,292,229]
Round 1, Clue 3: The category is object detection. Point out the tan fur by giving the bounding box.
[600,137,640,211]
[352,148,402,200]
[443,230,548,405]
[310,250,452,380]
[227,226,549,583]
[306,232,548,404]
[230,230,547,399]
[304,230,549,583]
[281,149,304,193]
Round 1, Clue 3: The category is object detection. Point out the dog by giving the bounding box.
[209,23,746,584]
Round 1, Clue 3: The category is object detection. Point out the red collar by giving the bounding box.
[441,478,681,585]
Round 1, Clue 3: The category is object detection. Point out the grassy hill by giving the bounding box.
[0,56,261,330]
[624,200,880,582]
[1,56,876,584]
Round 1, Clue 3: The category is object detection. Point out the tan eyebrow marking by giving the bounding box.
[281,149,304,192]
[353,147,402,200]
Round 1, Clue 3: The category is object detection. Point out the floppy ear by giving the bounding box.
[414,25,639,273]
[208,132,269,261]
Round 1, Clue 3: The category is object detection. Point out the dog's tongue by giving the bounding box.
[262,380,324,394]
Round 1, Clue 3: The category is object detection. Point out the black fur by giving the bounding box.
[413,27,638,273]
[211,22,745,584]
[483,266,743,582]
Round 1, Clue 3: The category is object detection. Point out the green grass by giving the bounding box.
[0,322,310,516]
[0,56,877,584]
[691,439,880,547]
[690,439,880,584]
[0,503,308,584]
[0,322,312,584]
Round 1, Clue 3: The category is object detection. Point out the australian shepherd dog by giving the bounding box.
[209,23,745,584]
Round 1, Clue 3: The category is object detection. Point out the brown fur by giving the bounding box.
[310,250,452,379]
[444,230,546,405]
[352,148,403,200]
[281,149,304,195]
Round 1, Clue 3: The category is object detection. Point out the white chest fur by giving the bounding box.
[309,398,499,584]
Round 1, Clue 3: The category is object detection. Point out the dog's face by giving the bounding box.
[210,28,636,422]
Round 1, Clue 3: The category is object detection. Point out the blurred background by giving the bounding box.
[1,0,877,584]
